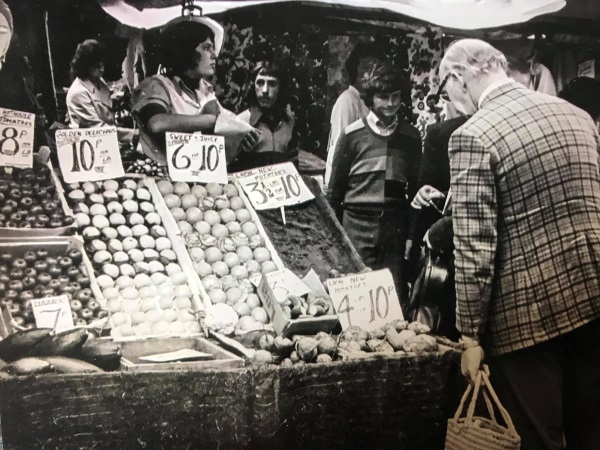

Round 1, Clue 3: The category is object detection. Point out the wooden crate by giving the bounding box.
[120,336,244,371]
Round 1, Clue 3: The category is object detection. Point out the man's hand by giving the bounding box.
[411,185,446,210]
[239,129,261,153]
[460,335,484,385]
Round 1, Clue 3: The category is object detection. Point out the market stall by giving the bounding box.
[5,0,599,448]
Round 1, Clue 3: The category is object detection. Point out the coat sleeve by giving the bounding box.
[449,128,497,339]
[67,89,110,129]
[327,131,354,222]
[419,124,449,191]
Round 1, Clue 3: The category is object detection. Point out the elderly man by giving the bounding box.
[441,39,600,449]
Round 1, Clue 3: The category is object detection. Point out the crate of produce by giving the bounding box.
[62,178,205,340]
[0,158,74,238]
[257,268,339,337]
[251,176,365,281]
[0,236,107,330]
[120,336,243,371]
[147,178,284,336]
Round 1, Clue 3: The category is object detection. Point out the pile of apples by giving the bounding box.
[0,246,106,328]
[65,178,200,338]
[157,180,276,333]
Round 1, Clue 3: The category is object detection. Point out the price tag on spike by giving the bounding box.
[31,295,74,333]
[166,132,227,184]
[0,107,35,168]
[56,126,124,183]
[326,269,404,331]
[234,162,314,210]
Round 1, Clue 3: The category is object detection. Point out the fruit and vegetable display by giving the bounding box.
[0,162,74,229]
[155,179,278,334]
[64,178,202,339]
[280,292,335,320]
[0,243,107,328]
[251,321,439,366]
[0,327,121,376]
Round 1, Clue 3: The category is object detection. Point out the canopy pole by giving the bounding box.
[44,10,59,113]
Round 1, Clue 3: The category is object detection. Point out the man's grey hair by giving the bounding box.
[440,39,508,78]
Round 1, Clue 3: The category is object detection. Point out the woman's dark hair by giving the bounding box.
[345,42,385,85]
[70,39,105,80]
[160,21,215,77]
[506,55,531,75]
[247,59,290,113]
[359,64,403,108]
[560,76,600,121]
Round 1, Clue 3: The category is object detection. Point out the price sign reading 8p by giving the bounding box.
[235,162,314,210]
[166,132,227,184]
[327,269,404,332]
[0,107,35,168]
[56,126,124,183]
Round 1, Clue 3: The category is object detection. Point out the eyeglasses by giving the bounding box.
[437,72,451,102]
[426,72,451,110]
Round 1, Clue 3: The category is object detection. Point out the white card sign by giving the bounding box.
[327,269,404,331]
[166,132,227,184]
[31,295,74,333]
[262,268,312,304]
[0,108,35,168]
[56,126,124,183]
[235,162,314,210]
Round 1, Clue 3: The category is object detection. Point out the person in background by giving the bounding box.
[559,76,600,127]
[229,59,298,172]
[325,42,384,187]
[0,0,12,72]
[131,19,259,165]
[506,54,557,96]
[328,64,421,305]
[66,39,133,144]
[442,38,600,449]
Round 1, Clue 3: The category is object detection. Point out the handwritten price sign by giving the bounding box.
[235,162,314,210]
[166,132,227,184]
[0,108,35,168]
[56,126,124,183]
[327,269,404,331]
[31,295,74,332]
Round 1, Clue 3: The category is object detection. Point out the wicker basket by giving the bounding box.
[445,367,521,450]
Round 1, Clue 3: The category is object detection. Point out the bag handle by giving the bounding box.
[453,365,518,436]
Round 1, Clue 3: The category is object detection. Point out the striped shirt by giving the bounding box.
[327,116,421,218]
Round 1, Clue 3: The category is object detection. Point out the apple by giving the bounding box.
[79,308,93,320]
[87,300,101,313]
[70,299,83,312]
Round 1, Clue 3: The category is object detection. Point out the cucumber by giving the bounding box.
[24,328,89,358]
[1,357,54,376]
[39,356,103,374]
[79,339,122,371]
[0,328,53,362]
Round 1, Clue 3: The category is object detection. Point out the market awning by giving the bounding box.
[98,0,567,31]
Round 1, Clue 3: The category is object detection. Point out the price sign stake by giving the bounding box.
[166,132,227,184]
[235,162,314,211]
[31,295,74,333]
[56,126,124,183]
[327,269,404,331]
[0,108,35,168]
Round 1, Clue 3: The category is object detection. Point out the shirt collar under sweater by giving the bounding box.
[366,111,398,136]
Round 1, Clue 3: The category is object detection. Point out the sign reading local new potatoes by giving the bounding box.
[235,162,314,211]
[327,269,404,331]
[56,126,124,183]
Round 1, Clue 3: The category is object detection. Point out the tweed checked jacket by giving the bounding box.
[449,81,600,356]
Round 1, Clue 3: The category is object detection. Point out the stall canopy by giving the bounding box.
[98,0,566,31]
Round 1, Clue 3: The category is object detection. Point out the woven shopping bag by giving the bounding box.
[445,366,521,450]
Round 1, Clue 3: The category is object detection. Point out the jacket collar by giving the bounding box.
[479,81,524,109]
[247,104,293,127]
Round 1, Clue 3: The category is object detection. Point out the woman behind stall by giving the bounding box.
[131,19,259,166]
[229,59,298,172]
[328,64,421,304]
[66,40,133,144]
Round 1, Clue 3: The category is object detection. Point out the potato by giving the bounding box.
[259,334,275,352]
[274,336,294,357]
[317,336,337,356]
[296,338,318,363]
[376,342,395,353]
[366,339,383,353]
[252,350,274,365]
[316,354,333,364]
[368,327,386,340]
[280,358,293,368]
[346,341,362,353]
[402,334,438,353]
[407,321,431,335]
[290,351,300,363]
